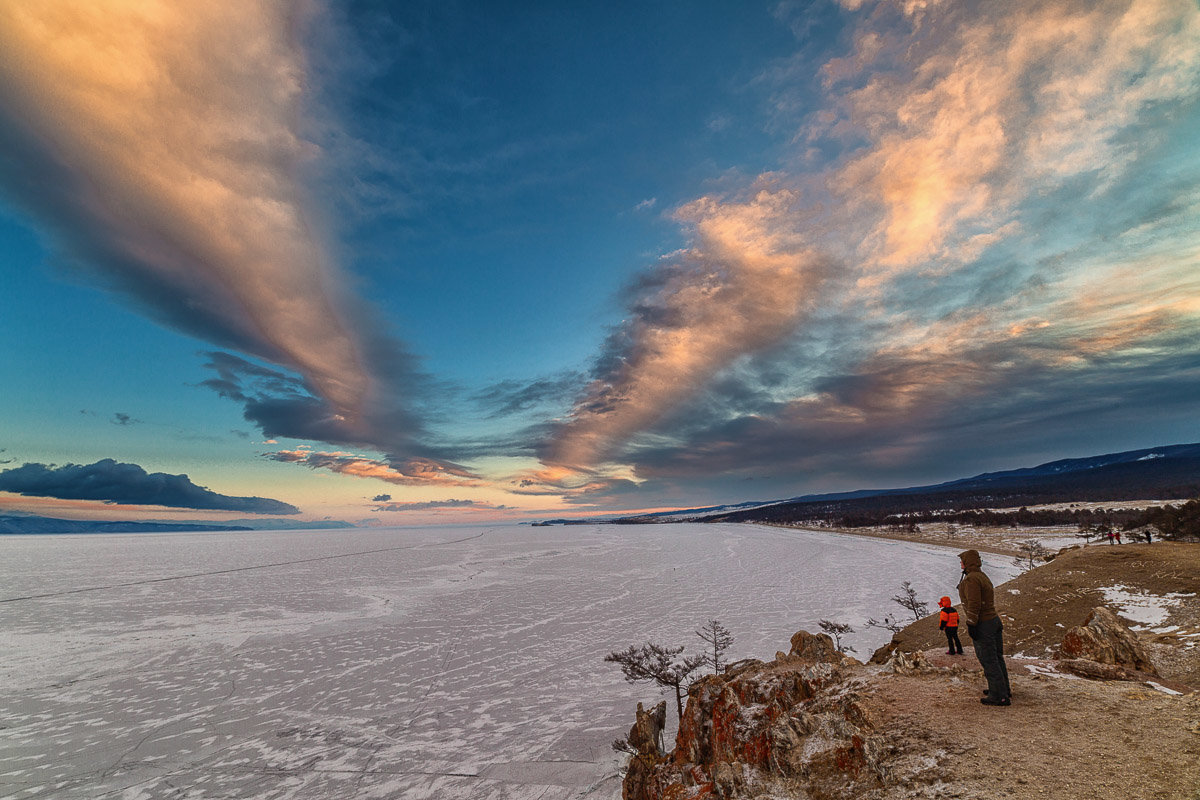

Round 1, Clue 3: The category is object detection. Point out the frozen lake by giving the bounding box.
[0,523,1017,799]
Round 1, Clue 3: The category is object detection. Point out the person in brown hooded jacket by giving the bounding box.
[957,549,1011,705]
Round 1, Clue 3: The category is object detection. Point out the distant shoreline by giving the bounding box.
[752,520,1062,557]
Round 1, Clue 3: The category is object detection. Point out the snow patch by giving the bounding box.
[1145,681,1182,696]
[1098,584,1192,628]
[1021,662,1081,680]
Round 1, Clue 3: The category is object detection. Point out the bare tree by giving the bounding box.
[1012,539,1051,572]
[864,614,905,634]
[892,581,930,623]
[695,620,734,674]
[605,643,705,722]
[817,619,856,653]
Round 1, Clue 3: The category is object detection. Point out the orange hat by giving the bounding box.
[938,596,952,608]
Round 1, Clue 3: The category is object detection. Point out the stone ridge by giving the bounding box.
[623,631,891,800]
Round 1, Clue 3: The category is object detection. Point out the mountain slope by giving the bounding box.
[623,443,1200,524]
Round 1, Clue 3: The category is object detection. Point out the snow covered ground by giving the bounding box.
[0,523,1017,799]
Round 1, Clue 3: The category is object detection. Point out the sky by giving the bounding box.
[1,0,1198,527]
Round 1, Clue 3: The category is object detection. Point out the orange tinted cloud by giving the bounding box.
[0,1,373,423]
[542,185,830,469]
[268,450,483,488]
[838,0,1199,276]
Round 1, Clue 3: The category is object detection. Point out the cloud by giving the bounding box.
[541,183,833,471]
[472,372,584,419]
[0,459,299,514]
[111,413,139,426]
[0,1,430,457]
[266,449,483,488]
[372,494,392,502]
[371,498,510,512]
[198,351,437,466]
[538,0,1200,493]
[829,0,1200,279]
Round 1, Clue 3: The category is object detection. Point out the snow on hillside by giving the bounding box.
[0,524,1017,799]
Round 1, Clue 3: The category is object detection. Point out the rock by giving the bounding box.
[887,649,937,674]
[1058,606,1158,676]
[869,638,900,664]
[622,701,667,800]
[1057,658,1145,682]
[789,630,841,664]
[622,631,885,800]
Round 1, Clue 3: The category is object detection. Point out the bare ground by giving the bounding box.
[848,540,1200,799]
[861,652,1200,800]
[772,521,1093,557]
[877,541,1200,686]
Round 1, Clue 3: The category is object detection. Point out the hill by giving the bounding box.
[0,514,253,534]
[635,442,1200,526]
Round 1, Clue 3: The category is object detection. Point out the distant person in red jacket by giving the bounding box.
[939,596,963,655]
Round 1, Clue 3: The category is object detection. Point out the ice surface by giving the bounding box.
[0,523,1017,799]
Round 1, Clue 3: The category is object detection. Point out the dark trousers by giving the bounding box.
[969,616,1010,699]
[944,626,963,654]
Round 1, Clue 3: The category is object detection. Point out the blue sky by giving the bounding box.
[1,0,1198,525]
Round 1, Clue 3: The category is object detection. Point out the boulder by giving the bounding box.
[1058,606,1158,676]
[788,630,841,664]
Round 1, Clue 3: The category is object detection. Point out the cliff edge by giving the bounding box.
[620,542,1200,800]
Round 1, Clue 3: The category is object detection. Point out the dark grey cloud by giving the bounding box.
[615,338,1200,504]
[372,494,392,502]
[472,372,584,419]
[198,351,435,460]
[0,459,299,514]
[111,413,139,426]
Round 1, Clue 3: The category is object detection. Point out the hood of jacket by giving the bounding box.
[958,549,982,572]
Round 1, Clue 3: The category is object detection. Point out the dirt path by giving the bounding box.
[863,651,1200,799]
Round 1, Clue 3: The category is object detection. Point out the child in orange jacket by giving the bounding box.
[939,596,963,655]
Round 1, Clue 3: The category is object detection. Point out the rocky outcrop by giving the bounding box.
[621,701,667,800]
[787,629,844,663]
[1058,606,1158,676]
[623,631,890,800]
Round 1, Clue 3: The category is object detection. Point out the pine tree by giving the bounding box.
[695,619,734,673]
[604,643,705,722]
